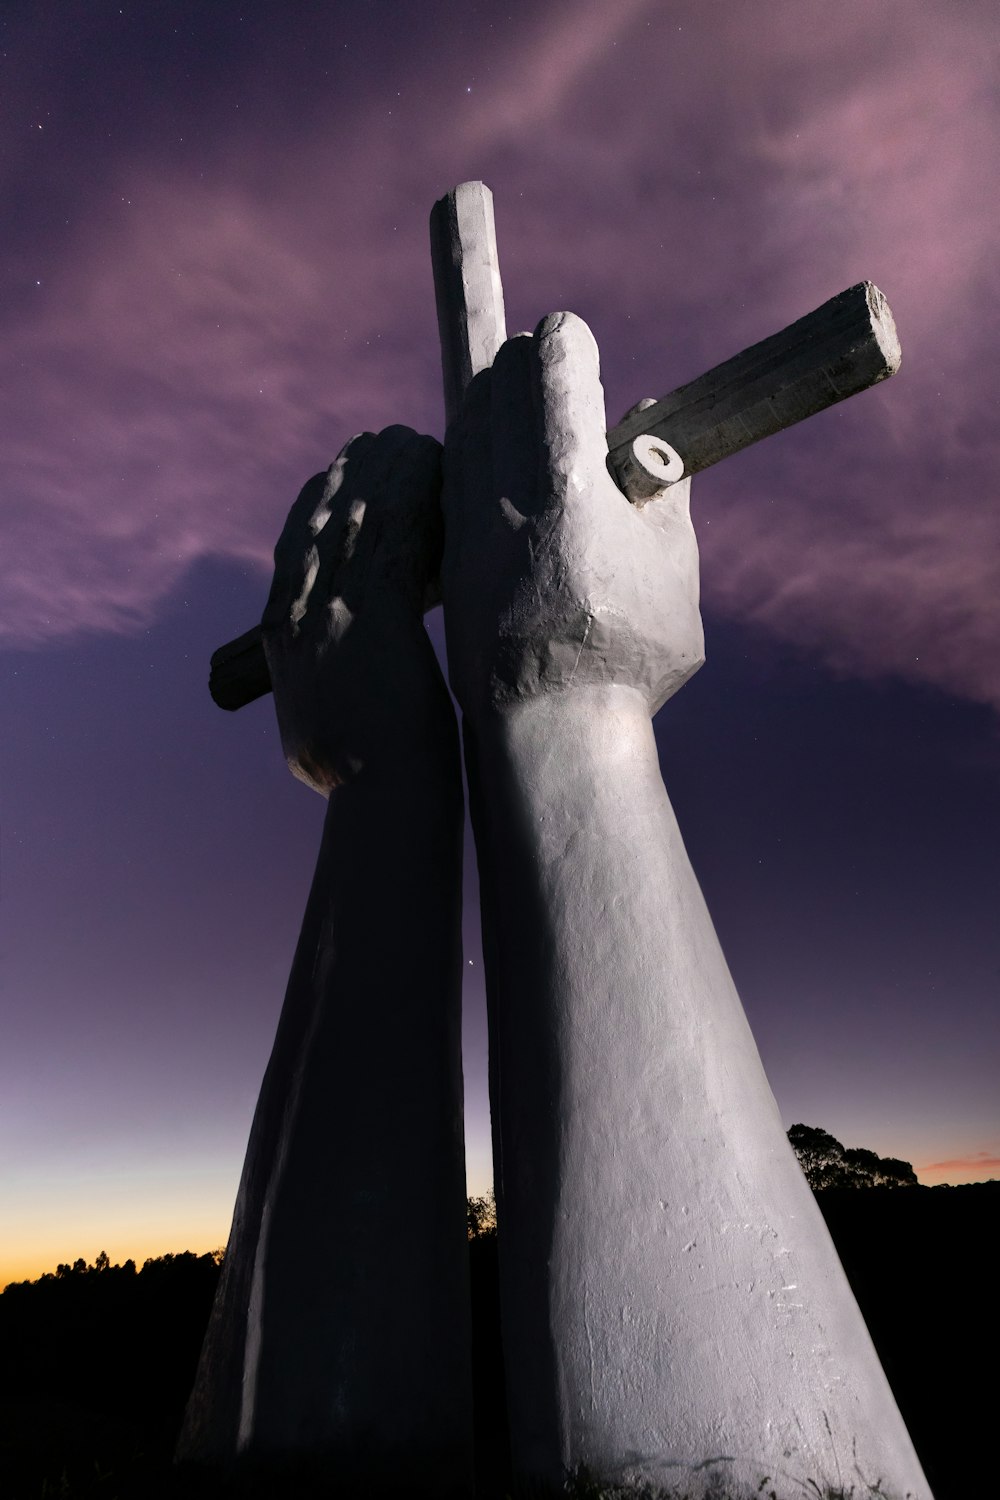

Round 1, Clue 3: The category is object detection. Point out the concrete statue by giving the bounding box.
[176,429,473,1496]
[186,183,931,1499]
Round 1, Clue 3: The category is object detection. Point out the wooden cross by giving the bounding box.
[209,181,900,710]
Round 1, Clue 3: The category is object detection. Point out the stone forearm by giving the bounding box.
[464,683,778,1233]
[464,685,930,1497]
[177,694,472,1492]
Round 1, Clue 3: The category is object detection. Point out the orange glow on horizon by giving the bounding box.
[916,1158,1000,1188]
[7,1137,994,1292]
[4,1164,497,1293]
[2,1235,227,1293]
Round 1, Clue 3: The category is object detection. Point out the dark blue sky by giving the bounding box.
[2,0,998,1285]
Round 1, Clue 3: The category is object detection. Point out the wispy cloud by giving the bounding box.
[921,1154,1000,1175]
[2,0,998,715]
[1,175,437,642]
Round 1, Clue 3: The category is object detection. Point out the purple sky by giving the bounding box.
[2,0,998,1287]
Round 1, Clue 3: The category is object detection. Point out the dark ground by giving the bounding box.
[1,1183,994,1499]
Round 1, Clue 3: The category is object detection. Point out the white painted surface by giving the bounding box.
[443,311,931,1498]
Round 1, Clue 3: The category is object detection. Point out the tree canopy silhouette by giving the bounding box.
[788,1124,918,1189]
[467,1189,497,1240]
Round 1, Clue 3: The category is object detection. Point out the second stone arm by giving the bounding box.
[177,426,473,1497]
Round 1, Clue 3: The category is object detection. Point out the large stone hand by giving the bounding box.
[262,424,447,793]
[179,422,472,1493]
[442,311,704,722]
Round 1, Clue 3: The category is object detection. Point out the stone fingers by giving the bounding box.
[489,334,537,519]
[261,469,335,638]
[371,428,444,612]
[265,422,446,652]
[480,314,611,523]
[530,316,696,550]
[310,425,426,621]
[263,432,377,638]
[531,312,612,511]
[377,426,442,528]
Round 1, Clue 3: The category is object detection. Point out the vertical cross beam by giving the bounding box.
[429,181,508,426]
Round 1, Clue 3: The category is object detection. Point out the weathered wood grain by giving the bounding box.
[608,281,900,497]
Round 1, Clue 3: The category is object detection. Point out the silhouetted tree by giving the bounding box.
[788,1124,918,1189]
[467,1190,497,1240]
[876,1156,919,1186]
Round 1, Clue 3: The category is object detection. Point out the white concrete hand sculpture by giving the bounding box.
[443,312,703,719]
[189,182,927,1500]
[177,427,472,1497]
[443,314,930,1499]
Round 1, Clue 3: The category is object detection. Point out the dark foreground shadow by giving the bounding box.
[1,1187,996,1499]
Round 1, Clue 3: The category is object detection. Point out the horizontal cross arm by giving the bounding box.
[208,281,901,710]
[607,281,899,496]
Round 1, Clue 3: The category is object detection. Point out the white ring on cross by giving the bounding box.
[631,434,685,487]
